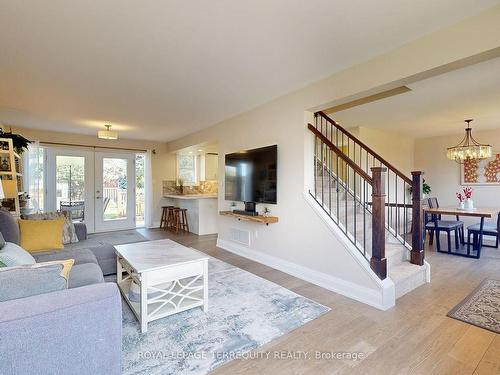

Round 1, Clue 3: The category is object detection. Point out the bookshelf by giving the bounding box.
[0,138,23,217]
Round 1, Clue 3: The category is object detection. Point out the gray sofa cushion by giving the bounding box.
[0,209,19,245]
[0,283,122,375]
[68,263,104,289]
[0,264,67,302]
[86,244,117,275]
[74,222,87,241]
[65,241,117,275]
[33,248,99,266]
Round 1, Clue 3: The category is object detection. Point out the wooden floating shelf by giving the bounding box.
[219,211,278,225]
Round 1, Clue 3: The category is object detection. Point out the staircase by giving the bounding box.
[309,112,428,299]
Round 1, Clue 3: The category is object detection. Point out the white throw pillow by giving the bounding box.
[0,242,36,267]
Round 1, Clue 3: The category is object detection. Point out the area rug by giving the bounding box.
[112,256,330,375]
[447,279,500,334]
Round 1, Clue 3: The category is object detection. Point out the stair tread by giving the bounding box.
[388,262,426,282]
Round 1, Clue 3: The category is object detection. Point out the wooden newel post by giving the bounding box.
[370,167,387,280]
[411,171,425,265]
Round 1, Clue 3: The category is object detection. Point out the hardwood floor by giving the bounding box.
[137,228,500,375]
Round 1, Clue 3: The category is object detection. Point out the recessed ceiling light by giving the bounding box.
[189,151,193,154]
[197,149,203,152]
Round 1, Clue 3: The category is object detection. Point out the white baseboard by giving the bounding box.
[217,238,395,310]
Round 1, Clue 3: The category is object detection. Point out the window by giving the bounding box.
[23,144,45,212]
[177,154,196,185]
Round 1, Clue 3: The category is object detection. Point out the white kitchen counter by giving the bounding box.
[164,194,218,235]
[164,194,217,200]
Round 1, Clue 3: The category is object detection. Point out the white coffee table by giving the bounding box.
[115,239,208,333]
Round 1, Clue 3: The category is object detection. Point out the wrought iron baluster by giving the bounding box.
[363,178,367,257]
[336,153,340,225]
[387,170,390,230]
[328,147,332,215]
[395,175,398,238]
[314,136,317,198]
[353,170,357,245]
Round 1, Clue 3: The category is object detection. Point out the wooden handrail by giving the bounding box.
[315,111,412,185]
[308,124,373,184]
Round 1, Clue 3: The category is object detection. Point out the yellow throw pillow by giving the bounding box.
[18,219,65,253]
[34,259,74,280]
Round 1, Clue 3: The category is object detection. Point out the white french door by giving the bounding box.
[44,148,139,233]
[94,152,136,232]
[46,148,95,232]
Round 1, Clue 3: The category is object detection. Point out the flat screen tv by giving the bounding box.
[225,145,277,207]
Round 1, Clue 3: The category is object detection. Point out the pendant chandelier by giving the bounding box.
[446,119,492,164]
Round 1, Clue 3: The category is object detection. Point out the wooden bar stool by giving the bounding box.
[173,208,189,234]
[166,206,176,231]
[179,208,189,233]
[160,206,172,229]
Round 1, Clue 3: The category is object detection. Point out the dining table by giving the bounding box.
[423,206,498,259]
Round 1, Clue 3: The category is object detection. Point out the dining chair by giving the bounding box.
[467,212,500,252]
[425,197,464,252]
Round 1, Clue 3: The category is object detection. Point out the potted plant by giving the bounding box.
[263,207,271,217]
[177,178,184,195]
[0,128,31,155]
[409,179,432,198]
[422,179,431,198]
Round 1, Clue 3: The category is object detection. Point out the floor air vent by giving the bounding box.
[229,227,251,246]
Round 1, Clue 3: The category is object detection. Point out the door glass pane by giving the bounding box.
[103,158,127,221]
[56,156,85,222]
[135,154,145,227]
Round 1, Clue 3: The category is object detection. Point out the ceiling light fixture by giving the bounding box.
[98,124,118,140]
[446,119,492,163]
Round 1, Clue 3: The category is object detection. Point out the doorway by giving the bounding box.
[94,152,136,232]
[43,147,144,233]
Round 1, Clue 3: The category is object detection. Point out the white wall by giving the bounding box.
[350,126,415,175]
[164,7,500,308]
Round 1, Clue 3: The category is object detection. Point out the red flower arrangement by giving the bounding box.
[463,187,473,199]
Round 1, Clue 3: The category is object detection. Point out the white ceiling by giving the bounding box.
[0,0,498,141]
[333,56,500,138]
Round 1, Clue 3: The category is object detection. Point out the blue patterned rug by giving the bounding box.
[113,256,330,374]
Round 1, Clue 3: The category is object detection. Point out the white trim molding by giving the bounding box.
[216,238,395,311]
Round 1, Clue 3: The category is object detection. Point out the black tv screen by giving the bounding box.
[225,145,277,204]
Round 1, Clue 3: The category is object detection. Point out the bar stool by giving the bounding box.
[173,208,189,234]
[160,206,172,229]
[179,208,190,233]
[166,206,176,231]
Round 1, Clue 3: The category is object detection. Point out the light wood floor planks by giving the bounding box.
[138,228,500,375]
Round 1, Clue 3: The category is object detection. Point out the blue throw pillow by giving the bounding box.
[0,264,67,302]
[0,242,36,267]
